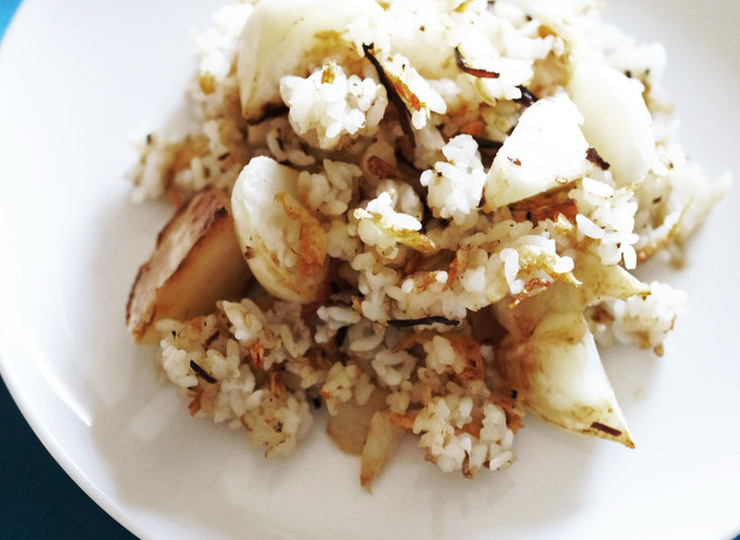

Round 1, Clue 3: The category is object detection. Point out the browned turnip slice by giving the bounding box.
[360,411,405,489]
[496,283,639,448]
[126,187,251,343]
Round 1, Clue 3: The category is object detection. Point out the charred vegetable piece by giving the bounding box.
[126,187,251,343]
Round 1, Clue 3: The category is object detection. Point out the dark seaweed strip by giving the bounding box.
[203,330,221,349]
[334,325,349,348]
[473,137,503,168]
[190,360,217,384]
[471,135,504,151]
[454,46,500,79]
[590,421,622,438]
[461,451,472,479]
[362,43,416,150]
[514,85,538,107]
[586,147,611,170]
[387,316,460,328]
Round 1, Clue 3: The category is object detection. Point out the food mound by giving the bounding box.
[125,0,729,488]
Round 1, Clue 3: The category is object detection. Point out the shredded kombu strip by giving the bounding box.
[471,136,504,151]
[334,325,349,348]
[190,360,217,384]
[454,46,500,79]
[586,146,611,170]
[590,421,622,437]
[203,330,221,349]
[472,136,504,167]
[387,316,460,328]
[362,43,416,151]
[514,85,538,107]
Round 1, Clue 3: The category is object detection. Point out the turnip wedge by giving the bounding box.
[236,0,379,122]
[126,187,251,343]
[360,411,405,490]
[483,93,589,211]
[231,156,329,303]
[496,282,636,448]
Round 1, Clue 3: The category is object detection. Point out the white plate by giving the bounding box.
[1,1,739,539]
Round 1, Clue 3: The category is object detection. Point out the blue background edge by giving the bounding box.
[0,0,137,538]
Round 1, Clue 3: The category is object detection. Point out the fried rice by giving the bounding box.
[124,0,730,487]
